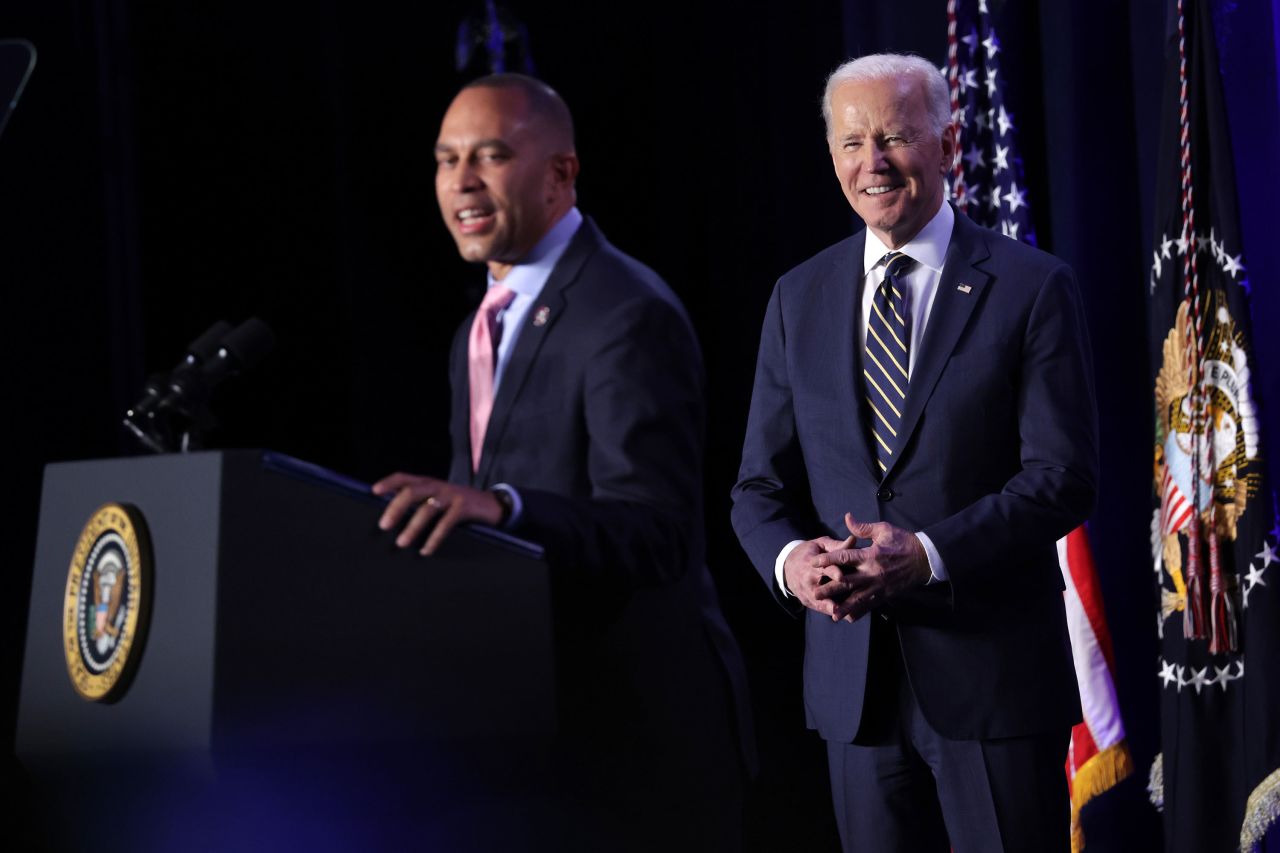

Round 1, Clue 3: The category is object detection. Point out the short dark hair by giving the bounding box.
[462,73,575,150]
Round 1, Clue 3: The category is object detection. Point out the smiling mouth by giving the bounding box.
[455,206,495,233]
[863,185,902,196]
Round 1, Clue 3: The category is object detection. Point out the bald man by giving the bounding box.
[375,75,752,851]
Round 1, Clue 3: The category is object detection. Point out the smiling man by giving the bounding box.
[731,54,1098,852]
[374,74,751,851]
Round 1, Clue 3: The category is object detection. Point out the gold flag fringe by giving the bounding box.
[1070,742,1135,853]
[1241,767,1280,852]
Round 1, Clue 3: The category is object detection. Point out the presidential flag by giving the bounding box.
[946,4,1134,851]
[1147,0,1280,850]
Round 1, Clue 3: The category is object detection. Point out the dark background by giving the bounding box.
[2,0,1277,850]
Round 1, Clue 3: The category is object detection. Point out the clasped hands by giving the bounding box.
[372,473,504,556]
[784,513,931,622]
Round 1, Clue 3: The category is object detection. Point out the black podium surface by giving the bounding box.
[17,450,557,851]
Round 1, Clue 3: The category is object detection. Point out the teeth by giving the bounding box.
[458,208,490,221]
[865,186,896,195]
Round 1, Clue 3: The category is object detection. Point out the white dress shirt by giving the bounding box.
[775,202,955,595]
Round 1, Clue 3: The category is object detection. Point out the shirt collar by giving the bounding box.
[487,206,584,297]
[861,201,955,276]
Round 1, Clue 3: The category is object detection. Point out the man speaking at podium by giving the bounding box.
[373,74,750,850]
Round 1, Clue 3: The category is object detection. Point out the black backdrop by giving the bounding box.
[3,1,1278,850]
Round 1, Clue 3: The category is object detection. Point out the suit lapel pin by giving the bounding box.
[532,305,551,326]
[957,283,972,294]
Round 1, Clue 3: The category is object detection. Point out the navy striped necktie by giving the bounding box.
[864,251,914,476]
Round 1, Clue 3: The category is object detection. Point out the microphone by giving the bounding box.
[126,320,232,421]
[155,317,275,420]
[124,321,233,452]
[123,318,275,453]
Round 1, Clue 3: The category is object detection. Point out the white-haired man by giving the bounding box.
[732,53,1097,852]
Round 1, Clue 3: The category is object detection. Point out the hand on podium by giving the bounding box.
[373,473,505,556]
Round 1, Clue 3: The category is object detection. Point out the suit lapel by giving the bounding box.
[888,213,991,476]
[474,218,600,484]
[836,231,882,482]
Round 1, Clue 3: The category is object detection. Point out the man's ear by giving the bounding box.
[550,151,580,189]
[940,123,958,173]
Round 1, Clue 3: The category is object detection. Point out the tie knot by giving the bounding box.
[479,284,516,316]
[881,252,913,280]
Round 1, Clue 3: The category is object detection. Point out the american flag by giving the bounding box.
[945,0,1036,247]
[945,3,1133,851]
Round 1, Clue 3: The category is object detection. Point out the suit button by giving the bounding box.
[876,487,894,501]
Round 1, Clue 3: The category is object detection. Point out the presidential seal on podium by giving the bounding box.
[63,503,153,702]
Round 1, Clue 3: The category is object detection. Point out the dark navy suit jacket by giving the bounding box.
[447,217,753,773]
[732,209,1097,744]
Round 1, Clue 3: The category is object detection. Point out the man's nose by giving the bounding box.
[452,160,483,191]
[863,142,888,171]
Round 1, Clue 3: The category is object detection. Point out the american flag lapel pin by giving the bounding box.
[532,305,550,326]
[957,283,972,294]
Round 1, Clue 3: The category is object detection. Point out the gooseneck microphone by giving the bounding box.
[123,318,275,453]
[125,321,231,422]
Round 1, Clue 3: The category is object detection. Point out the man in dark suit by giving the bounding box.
[731,54,1097,852]
[374,74,751,851]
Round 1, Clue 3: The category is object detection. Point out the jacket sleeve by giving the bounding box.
[730,280,822,608]
[921,263,1099,592]
[510,293,707,590]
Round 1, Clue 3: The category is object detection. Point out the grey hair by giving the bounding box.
[821,54,951,140]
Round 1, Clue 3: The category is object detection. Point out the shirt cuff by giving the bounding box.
[491,483,523,529]
[775,540,805,598]
[916,531,948,583]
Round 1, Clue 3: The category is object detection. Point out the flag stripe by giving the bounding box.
[1059,532,1128,750]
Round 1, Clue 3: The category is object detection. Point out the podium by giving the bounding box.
[16,451,556,851]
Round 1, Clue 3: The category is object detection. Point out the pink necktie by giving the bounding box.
[469,284,516,472]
